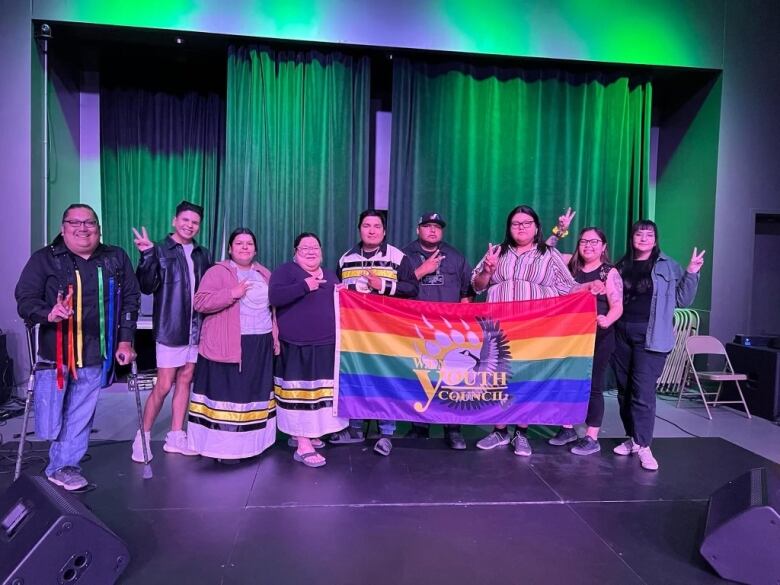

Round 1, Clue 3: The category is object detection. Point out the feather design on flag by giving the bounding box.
[474,317,512,374]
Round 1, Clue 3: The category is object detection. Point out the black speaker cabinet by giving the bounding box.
[0,474,130,585]
[725,343,780,421]
[701,467,780,584]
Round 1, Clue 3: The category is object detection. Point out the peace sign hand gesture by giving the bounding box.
[557,207,576,232]
[686,247,706,274]
[132,226,153,253]
[483,243,501,276]
[48,290,73,323]
[418,249,446,277]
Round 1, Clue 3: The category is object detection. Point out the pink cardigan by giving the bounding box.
[194,260,277,365]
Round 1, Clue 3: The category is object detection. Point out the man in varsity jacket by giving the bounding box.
[332,209,418,456]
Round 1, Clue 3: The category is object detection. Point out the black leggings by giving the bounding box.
[585,327,615,428]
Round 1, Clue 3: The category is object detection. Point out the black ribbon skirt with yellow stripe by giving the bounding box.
[188,333,277,459]
[274,341,347,438]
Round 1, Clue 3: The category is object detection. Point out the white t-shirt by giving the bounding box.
[183,243,197,344]
[234,264,273,335]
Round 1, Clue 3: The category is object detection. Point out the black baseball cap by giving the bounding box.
[418,212,446,228]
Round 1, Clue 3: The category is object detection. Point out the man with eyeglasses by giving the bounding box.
[131,200,212,462]
[15,204,140,490]
[402,212,473,450]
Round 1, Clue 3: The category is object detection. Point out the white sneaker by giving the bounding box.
[638,446,659,471]
[163,431,198,456]
[131,430,153,463]
[613,438,640,456]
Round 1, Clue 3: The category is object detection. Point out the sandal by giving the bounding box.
[329,427,365,444]
[374,437,393,456]
[293,451,326,468]
[287,437,325,449]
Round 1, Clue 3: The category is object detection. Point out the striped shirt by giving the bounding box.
[471,246,576,302]
[338,242,418,298]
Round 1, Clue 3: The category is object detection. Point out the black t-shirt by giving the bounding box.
[622,259,654,323]
[574,263,612,317]
[402,240,473,303]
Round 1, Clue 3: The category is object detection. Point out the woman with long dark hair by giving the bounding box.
[612,220,704,470]
[187,228,278,462]
[547,227,623,455]
[471,205,601,456]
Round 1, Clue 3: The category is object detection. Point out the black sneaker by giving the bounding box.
[329,427,365,444]
[570,436,601,456]
[446,430,467,450]
[548,427,578,446]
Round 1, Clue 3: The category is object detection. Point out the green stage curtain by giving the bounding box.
[389,58,652,262]
[221,46,370,268]
[100,88,223,258]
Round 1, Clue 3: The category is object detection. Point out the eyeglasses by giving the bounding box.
[579,238,603,247]
[63,219,99,229]
[510,221,535,229]
[297,246,321,253]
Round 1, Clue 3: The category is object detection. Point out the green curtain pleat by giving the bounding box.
[100,88,223,258]
[220,46,370,268]
[389,59,652,261]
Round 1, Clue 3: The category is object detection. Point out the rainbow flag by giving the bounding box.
[335,290,597,425]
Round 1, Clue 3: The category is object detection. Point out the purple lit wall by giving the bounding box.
[711,0,780,341]
[0,0,32,384]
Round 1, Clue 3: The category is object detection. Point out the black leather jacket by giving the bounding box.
[15,235,140,382]
[136,235,211,346]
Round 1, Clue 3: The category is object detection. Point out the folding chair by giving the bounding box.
[657,309,700,395]
[679,335,751,419]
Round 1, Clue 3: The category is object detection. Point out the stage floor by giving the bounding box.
[3,435,776,584]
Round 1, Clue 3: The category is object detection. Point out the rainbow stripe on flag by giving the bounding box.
[335,290,597,425]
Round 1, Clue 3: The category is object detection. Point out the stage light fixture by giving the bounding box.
[36,23,52,39]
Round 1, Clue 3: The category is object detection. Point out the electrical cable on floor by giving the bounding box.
[0,414,49,475]
[654,414,701,438]
[0,436,48,475]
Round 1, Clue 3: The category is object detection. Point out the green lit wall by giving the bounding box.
[25,0,780,344]
[654,78,722,318]
[32,0,724,69]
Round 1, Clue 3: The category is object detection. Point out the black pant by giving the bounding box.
[585,327,615,428]
[612,321,669,447]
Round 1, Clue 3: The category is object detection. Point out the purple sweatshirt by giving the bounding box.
[269,261,339,345]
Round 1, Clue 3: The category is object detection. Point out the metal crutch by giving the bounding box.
[14,326,38,482]
[129,360,153,479]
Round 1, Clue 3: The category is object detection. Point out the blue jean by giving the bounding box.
[349,419,396,436]
[34,365,102,476]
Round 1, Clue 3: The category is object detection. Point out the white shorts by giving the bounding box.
[155,343,199,369]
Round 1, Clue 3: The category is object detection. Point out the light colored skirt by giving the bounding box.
[274,341,347,438]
